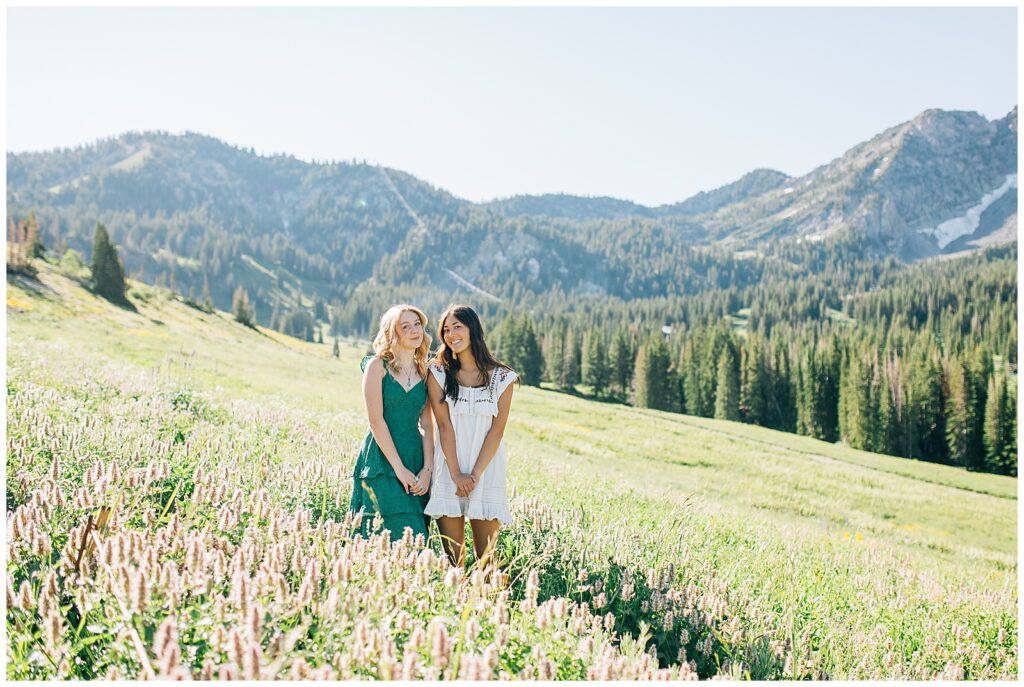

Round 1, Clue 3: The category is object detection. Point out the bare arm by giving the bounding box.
[418,401,435,477]
[362,357,416,492]
[428,374,476,496]
[470,383,514,480]
[427,374,460,478]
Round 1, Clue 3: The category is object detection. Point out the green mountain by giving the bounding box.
[486,193,657,221]
[658,168,793,218]
[5,107,1016,329]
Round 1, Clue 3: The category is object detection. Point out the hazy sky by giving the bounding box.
[6,6,1017,206]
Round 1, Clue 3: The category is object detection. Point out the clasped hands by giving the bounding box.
[453,472,478,498]
[398,466,477,497]
[398,466,432,496]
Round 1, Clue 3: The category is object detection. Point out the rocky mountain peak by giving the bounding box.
[905,109,993,147]
[998,106,1017,134]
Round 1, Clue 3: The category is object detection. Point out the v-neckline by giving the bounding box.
[387,372,424,394]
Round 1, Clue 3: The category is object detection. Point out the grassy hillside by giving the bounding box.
[6,260,1017,679]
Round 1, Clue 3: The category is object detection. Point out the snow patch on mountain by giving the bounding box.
[918,174,1017,249]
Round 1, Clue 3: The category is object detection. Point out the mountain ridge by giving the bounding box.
[6,106,1017,324]
[11,106,1015,211]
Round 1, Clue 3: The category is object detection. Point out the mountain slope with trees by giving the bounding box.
[6,107,1017,475]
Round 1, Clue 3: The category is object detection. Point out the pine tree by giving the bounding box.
[983,374,1004,473]
[683,331,704,416]
[819,339,841,441]
[1001,377,1017,476]
[332,337,340,358]
[699,328,729,417]
[841,355,877,451]
[909,350,947,463]
[798,344,840,442]
[739,341,766,425]
[611,329,633,400]
[499,314,524,373]
[500,314,543,386]
[714,344,740,421]
[837,354,851,441]
[557,325,581,389]
[583,333,612,398]
[635,336,671,410]
[633,343,652,408]
[27,211,45,258]
[944,359,971,468]
[314,295,328,321]
[651,337,673,410]
[983,373,1015,475]
[518,316,543,386]
[673,361,687,412]
[580,332,592,389]
[201,271,213,312]
[964,348,990,471]
[795,356,810,436]
[877,365,900,456]
[559,326,581,390]
[232,286,255,328]
[770,346,797,433]
[90,222,127,303]
[544,326,564,386]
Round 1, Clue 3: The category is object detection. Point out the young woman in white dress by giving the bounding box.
[424,304,517,567]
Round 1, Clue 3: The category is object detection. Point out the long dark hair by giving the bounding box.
[433,304,511,402]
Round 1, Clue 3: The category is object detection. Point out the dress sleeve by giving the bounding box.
[429,362,447,388]
[494,367,518,398]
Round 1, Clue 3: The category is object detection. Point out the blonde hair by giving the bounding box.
[372,304,431,380]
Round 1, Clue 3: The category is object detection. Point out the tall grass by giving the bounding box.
[5,264,1018,679]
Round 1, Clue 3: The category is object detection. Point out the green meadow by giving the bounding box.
[6,261,1017,679]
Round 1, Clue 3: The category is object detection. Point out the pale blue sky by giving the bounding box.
[6,6,1017,206]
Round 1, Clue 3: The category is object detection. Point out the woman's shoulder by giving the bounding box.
[492,365,517,383]
[489,365,518,396]
[428,360,447,382]
[361,354,385,374]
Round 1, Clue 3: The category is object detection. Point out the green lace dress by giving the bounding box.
[349,355,430,542]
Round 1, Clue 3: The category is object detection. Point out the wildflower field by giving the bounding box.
[5,262,1018,679]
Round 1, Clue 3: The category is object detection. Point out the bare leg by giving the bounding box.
[436,516,466,567]
[469,519,501,569]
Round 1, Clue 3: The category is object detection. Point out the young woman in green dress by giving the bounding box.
[349,304,435,543]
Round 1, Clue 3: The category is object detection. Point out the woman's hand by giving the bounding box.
[453,472,478,497]
[414,467,433,495]
[395,466,419,495]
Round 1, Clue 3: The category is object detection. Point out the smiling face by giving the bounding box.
[442,315,470,356]
[394,310,424,350]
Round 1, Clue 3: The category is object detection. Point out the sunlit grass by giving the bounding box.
[5,261,1017,679]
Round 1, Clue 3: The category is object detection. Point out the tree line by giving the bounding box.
[494,313,1016,476]
[489,246,1017,476]
[12,208,1017,476]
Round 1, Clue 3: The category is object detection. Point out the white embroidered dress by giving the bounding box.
[424,364,517,524]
